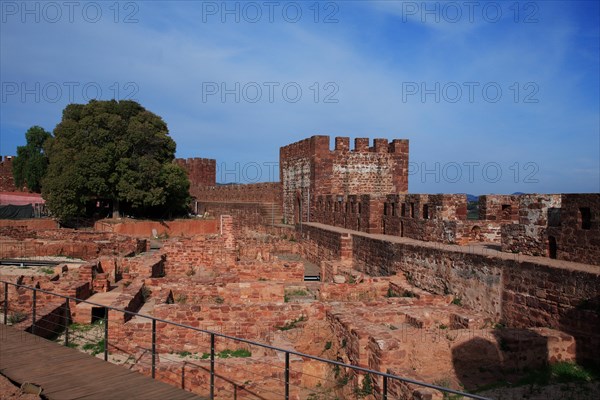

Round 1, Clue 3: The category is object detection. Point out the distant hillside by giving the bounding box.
[466,194,478,202]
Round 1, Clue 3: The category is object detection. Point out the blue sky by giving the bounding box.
[1,0,598,194]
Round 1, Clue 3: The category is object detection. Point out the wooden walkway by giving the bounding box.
[0,324,203,400]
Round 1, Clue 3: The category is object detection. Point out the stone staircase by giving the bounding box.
[260,202,283,226]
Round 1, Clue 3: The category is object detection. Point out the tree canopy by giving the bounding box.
[12,126,52,193]
[42,100,190,220]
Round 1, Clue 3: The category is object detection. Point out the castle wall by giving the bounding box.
[280,136,409,225]
[298,222,600,363]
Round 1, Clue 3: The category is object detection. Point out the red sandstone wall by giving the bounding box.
[280,136,409,225]
[195,183,281,203]
[546,193,600,265]
[299,224,352,265]
[478,195,520,221]
[93,218,218,237]
[199,202,278,230]
[501,194,599,265]
[0,219,58,229]
[300,222,600,363]
[0,156,20,192]
[175,158,216,198]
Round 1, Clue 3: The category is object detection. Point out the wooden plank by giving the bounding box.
[0,325,203,400]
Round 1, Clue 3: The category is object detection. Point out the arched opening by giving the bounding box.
[400,221,404,237]
[548,236,557,259]
[295,194,302,224]
[471,226,481,241]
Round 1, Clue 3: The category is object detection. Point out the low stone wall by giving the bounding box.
[0,219,58,229]
[94,218,219,237]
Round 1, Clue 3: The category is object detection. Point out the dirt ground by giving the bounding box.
[0,374,40,400]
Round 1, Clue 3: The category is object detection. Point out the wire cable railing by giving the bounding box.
[1,279,491,400]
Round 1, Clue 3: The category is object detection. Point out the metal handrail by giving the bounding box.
[1,279,491,400]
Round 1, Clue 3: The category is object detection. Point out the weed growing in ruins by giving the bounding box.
[439,324,448,330]
[214,296,224,304]
[217,348,252,358]
[175,293,187,304]
[493,322,506,330]
[83,339,105,356]
[332,364,351,387]
[41,267,55,275]
[286,289,308,296]
[177,351,192,357]
[258,277,268,281]
[386,288,399,297]
[199,348,252,359]
[451,297,462,306]
[341,339,346,348]
[69,322,96,332]
[277,315,307,331]
[8,311,27,324]
[403,290,416,298]
[354,374,373,397]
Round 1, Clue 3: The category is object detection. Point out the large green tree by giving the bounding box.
[12,126,52,192]
[42,100,190,220]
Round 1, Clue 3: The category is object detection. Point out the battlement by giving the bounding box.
[280,135,409,159]
[175,157,216,167]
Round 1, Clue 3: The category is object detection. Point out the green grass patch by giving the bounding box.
[83,339,105,356]
[451,297,462,306]
[200,348,252,359]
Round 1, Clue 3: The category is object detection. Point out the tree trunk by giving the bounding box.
[112,199,120,219]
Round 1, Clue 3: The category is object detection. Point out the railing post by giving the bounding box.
[285,351,290,400]
[104,307,109,361]
[210,333,215,399]
[65,298,70,347]
[31,288,36,335]
[152,318,156,379]
[3,282,8,325]
[383,376,388,400]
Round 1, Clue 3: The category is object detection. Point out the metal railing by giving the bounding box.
[0,279,491,400]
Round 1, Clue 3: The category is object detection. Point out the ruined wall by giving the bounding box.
[162,237,235,277]
[280,136,409,225]
[351,234,504,318]
[0,219,58,229]
[301,223,600,362]
[502,261,600,363]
